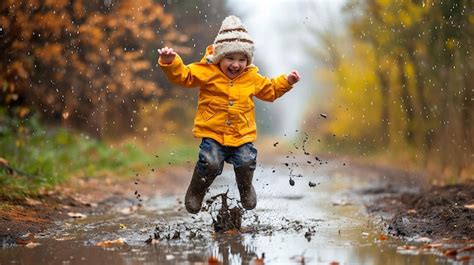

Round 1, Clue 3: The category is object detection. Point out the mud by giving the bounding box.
[145,192,245,245]
[2,154,471,264]
[365,181,474,240]
[2,128,472,264]
[208,192,244,233]
[0,193,94,246]
[0,166,191,247]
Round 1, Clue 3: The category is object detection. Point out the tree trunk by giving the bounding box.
[406,47,432,163]
[397,54,416,145]
[460,58,473,173]
[375,68,390,147]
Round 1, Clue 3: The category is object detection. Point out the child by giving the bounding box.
[158,15,300,214]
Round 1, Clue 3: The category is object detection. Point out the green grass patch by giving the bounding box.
[0,109,197,199]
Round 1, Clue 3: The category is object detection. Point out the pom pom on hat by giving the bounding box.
[207,15,255,65]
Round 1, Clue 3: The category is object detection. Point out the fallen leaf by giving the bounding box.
[86,202,98,208]
[332,199,351,206]
[54,236,76,241]
[119,223,126,229]
[407,209,417,214]
[464,204,474,209]
[96,238,125,247]
[20,232,33,238]
[0,157,8,165]
[329,262,339,265]
[25,242,41,248]
[398,245,417,250]
[208,256,220,264]
[397,245,420,255]
[67,212,86,219]
[444,249,457,257]
[253,253,265,265]
[397,245,418,255]
[25,198,42,206]
[16,238,28,245]
[423,243,443,249]
[459,246,474,252]
[223,229,239,235]
[457,256,471,262]
[414,236,431,243]
[378,234,387,241]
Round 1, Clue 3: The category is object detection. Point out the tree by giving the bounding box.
[0,0,188,137]
[307,0,473,180]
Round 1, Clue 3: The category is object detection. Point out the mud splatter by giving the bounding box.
[272,130,332,187]
[208,192,244,233]
[301,132,310,156]
[289,178,295,186]
[308,181,317,187]
[133,177,142,202]
[148,222,205,243]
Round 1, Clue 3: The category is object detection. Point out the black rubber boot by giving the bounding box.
[184,167,216,214]
[235,166,257,210]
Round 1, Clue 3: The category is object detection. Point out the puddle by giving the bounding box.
[0,163,458,265]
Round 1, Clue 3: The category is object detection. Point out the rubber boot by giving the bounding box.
[235,166,257,210]
[184,167,216,214]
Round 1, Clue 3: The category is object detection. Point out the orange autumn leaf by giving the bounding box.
[208,256,220,265]
[8,61,29,79]
[96,238,125,247]
[223,229,240,235]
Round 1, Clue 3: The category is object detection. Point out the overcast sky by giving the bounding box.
[225,0,347,137]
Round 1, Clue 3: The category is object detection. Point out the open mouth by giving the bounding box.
[228,69,240,75]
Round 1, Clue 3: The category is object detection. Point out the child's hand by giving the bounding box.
[158,46,177,64]
[286,70,301,85]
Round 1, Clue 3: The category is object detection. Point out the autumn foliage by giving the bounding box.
[309,0,473,180]
[0,0,188,136]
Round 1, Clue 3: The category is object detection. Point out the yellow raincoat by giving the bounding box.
[158,46,293,147]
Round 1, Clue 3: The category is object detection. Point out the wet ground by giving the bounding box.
[0,158,471,265]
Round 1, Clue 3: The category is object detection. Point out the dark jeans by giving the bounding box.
[195,138,257,179]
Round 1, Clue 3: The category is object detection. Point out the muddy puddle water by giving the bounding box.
[0,161,456,265]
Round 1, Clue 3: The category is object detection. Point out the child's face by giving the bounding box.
[219,53,248,79]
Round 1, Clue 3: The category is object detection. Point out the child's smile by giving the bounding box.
[219,52,248,79]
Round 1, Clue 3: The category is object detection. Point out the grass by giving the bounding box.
[0,109,197,199]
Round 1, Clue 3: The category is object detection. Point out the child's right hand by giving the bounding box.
[158,46,177,64]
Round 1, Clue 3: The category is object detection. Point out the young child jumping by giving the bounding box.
[158,15,301,214]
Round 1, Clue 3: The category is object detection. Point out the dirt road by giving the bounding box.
[0,156,472,264]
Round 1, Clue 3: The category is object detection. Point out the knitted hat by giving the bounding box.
[207,15,255,65]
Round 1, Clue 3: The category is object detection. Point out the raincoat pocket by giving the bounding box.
[199,99,216,121]
[242,108,255,128]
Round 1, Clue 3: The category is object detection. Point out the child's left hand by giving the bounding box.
[286,70,301,85]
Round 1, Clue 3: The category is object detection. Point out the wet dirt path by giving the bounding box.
[0,158,455,264]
